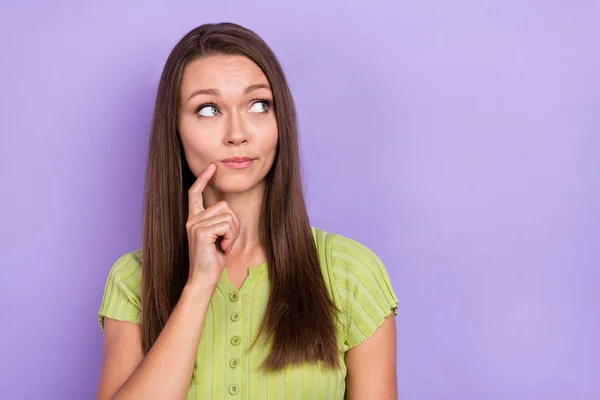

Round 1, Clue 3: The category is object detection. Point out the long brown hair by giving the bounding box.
[141,22,340,371]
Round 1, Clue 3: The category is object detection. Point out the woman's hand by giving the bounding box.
[186,163,241,288]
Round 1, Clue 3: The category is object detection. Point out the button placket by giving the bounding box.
[227,290,242,396]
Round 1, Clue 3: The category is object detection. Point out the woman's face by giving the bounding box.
[178,54,278,194]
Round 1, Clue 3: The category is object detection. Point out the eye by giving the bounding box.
[248,99,271,113]
[196,104,220,117]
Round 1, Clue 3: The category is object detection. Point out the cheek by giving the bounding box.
[261,131,279,172]
[264,119,279,150]
[262,129,278,159]
[180,118,218,153]
[179,133,217,174]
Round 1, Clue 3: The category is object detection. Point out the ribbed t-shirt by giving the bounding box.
[98,226,399,399]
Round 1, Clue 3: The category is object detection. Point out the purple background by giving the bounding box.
[1,1,599,399]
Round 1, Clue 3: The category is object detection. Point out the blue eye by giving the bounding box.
[196,104,220,117]
[249,99,271,113]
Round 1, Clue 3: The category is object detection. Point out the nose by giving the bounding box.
[224,111,248,145]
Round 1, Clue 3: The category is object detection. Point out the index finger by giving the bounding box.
[188,163,216,219]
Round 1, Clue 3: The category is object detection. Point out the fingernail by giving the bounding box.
[208,164,216,170]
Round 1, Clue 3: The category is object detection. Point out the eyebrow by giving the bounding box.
[187,83,271,101]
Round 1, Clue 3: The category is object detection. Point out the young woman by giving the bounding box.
[97,22,399,400]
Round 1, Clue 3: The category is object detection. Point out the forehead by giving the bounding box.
[180,54,269,97]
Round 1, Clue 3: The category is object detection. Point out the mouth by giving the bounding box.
[220,157,256,170]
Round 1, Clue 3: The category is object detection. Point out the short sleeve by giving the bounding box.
[98,250,143,332]
[329,234,399,350]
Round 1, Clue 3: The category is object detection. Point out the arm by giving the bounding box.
[344,314,398,400]
[96,283,214,400]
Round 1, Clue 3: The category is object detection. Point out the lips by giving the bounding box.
[220,157,256,170]
[221,157,256,163]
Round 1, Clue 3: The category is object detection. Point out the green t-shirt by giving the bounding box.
[98,226,399,399]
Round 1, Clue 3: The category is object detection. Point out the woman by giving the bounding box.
[97,22,399,400]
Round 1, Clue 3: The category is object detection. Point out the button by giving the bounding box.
[231,312,240,322]
[231,335,241,346]
[228,384,239,395]
[229,292,239,302]
[229,358,240,369]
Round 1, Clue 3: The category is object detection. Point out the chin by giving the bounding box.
[213,178,262,194]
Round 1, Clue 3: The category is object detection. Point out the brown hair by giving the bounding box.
[141,22,340,371]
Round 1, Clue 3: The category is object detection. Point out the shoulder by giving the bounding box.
[312,226,394,291]
[325,229,396,304]
[103,250,143,294]
[98,250,143,331]
[311,226,399,349]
